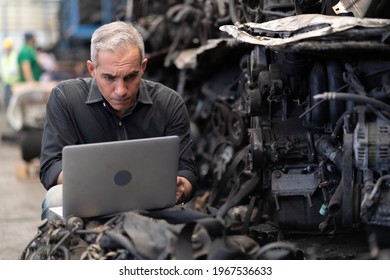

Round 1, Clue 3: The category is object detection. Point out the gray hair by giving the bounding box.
[90,21,145,67]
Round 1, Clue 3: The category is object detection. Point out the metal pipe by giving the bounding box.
[314,92,390,113]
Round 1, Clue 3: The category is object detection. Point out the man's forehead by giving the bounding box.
[96,52,141,70]
[100,69,139,77]
[97,45,141,60]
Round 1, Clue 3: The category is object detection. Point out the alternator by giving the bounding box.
[354,108,390,171]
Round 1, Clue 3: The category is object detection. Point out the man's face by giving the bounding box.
[28,37,36,47]
[87,45,148,116]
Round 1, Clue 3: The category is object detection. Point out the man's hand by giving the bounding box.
[176,176,192,204]
[57,171,63,185]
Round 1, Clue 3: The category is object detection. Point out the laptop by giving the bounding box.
[53,135,180,219]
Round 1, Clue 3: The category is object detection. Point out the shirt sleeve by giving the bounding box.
[165,93,198,197]
[39,85,79,189]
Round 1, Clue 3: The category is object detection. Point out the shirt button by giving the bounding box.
[118,121,122,126]
[103,102,106,107]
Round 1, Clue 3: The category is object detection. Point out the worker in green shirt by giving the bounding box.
[17,33,42,82]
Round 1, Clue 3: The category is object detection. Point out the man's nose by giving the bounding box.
[115,80,127,96]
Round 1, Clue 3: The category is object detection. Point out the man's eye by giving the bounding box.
[104,76,115,81]
[124,74,137,81]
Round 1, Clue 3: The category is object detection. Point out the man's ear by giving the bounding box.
[141,58,148,73]
[86,60,95,78]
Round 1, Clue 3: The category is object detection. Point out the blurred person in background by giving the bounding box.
[1,37,19,110]
[17,32,42,82]
[5,33,53,179]
[37,46,59,82]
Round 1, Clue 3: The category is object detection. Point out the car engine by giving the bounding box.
[135,0,390,258]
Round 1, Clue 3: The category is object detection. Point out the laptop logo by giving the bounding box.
[114,170,132,186]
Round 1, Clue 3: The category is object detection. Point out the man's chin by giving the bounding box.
[111,103,129,111]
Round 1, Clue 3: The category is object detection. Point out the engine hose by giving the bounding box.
[54,245,71,260]
[361,174,390,209]
[20,231,43,260]
[104,231,146,260]
[331,109,354,139]
[327,61,345,126]
[328,178,343,217]
[48,226,78,258]
[314,92,390,113]
[315,136,343,170]
[310,63,329,128]
[216,172,259,219]
[254,241,301,260]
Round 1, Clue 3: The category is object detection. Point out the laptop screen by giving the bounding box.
[61,135,180,218]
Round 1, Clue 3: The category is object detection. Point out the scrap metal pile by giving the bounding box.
[22,0,390,260]
[137,0,390,258]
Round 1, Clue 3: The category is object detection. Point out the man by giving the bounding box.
[1,37,19,109]
[39,21,197,220]
[17,32,42,82]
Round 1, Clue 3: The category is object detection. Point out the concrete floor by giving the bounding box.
[0,109,45,260]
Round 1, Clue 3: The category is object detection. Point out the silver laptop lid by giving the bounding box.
[62,135,179,218]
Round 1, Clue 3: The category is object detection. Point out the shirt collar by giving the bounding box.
[85,79,103,104]
[85,78,153,105]
[137,79,153,105]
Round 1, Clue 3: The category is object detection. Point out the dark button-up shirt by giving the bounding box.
[40,77,197,193]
